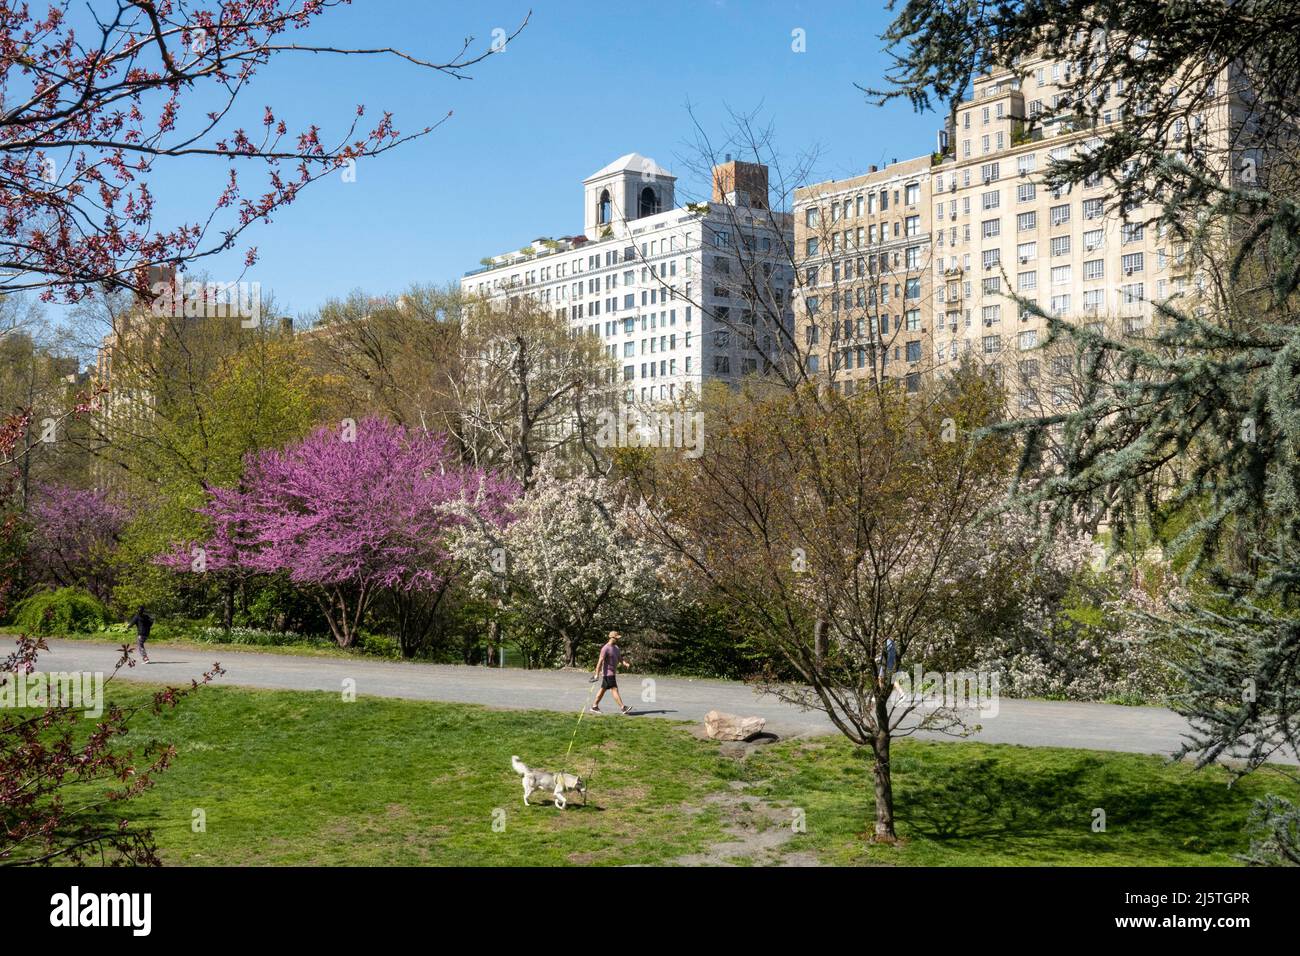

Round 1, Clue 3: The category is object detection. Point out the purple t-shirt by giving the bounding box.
[598,643,620,677]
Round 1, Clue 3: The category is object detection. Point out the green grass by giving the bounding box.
[27,682,1297,866]
[742,739,1297,866]
[0,628,386,662]
[59,683,739,866]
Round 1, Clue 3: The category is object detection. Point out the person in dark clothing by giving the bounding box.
[128,606,153,663]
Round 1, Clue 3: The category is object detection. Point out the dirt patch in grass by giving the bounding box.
[670,784,817,866]
[671,745,824,866]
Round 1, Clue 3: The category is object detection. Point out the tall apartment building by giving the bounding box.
[793,155,936,393]
[795,49,1242,404]
[461,153,795,405]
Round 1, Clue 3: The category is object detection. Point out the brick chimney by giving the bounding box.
[712,158,769,210]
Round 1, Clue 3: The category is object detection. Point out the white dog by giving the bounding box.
[511,755,587,809]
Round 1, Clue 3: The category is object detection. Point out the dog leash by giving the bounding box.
[558,676,600,805]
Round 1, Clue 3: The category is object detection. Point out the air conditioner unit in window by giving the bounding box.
[949,181,957,193]
[1019,255,1030,263]
[1124,268,1134,275]
[984,319,994,326]
[950,212,958,221]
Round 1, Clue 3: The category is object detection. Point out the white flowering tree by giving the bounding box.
[447,468,671,667]
[928,508,1185,703]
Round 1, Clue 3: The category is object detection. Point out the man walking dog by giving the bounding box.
[590,631,631,714]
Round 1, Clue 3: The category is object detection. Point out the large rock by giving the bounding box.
[704,710,767,741]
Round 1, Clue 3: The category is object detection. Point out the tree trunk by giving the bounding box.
[868,723,899,837]
[814,618,828,666]
[222,580,235,630]
[487,616,501,666]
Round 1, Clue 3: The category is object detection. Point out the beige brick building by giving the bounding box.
[795,50,1245,404]
[793,155,936,394]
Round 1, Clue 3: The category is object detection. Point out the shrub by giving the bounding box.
[11,587,109,635]
[636,600,787,680]
[197,626,328,647]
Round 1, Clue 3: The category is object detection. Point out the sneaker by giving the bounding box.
[589,706,601,714]
[620,705,632,714]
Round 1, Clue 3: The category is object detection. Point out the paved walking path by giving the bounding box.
[16,638,1293,764]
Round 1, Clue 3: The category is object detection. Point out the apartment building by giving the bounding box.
[461,153,795,406]
[795,49,1242,404]
[793,155,935,394]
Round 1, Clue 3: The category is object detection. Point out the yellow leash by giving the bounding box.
[559,676,600,805]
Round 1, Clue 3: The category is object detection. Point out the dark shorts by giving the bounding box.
[600,675,618,690]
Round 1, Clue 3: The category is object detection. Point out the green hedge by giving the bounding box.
[11,587,110,635]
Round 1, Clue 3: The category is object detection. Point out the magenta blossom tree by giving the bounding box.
[28,484,129,601]
[166,417,517,648]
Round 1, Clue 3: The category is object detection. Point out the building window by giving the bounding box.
[598,189,612,224]
[1121,282,1145,304]
[638,187,661,218]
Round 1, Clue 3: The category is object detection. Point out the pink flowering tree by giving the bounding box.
[0,2,526,301]
[167,417,517,650]
[27,484,130,601]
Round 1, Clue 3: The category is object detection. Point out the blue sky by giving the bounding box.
[91,0,948,325]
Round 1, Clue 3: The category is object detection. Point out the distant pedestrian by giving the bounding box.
[590,631,631,714]
[128,606,153,663]
[879,637,901,693]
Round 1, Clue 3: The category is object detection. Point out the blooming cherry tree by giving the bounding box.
[449,468,672,667]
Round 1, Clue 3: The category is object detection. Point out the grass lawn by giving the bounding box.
[0,628,387,662]
[741,739,1295,865]
[30,682,1297,866]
